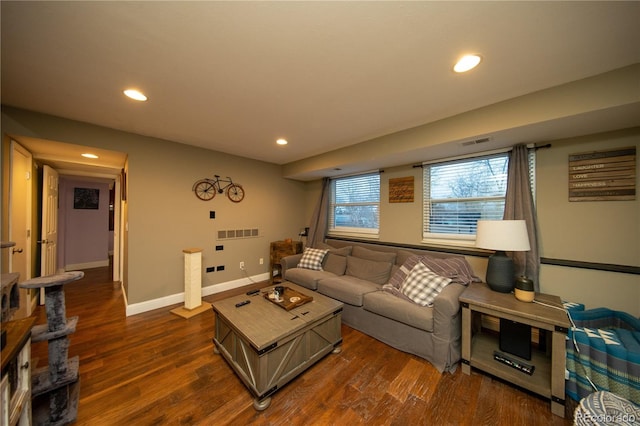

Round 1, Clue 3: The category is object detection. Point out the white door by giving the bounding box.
[9,141,33,317]
[40,165,59,277]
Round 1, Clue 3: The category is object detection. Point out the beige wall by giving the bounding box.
[536,128,639,315]
[303,127,640,315]
[2,107,309,306]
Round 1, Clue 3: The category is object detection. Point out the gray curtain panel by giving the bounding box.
[307,177,331,248]
[504,144,540,291]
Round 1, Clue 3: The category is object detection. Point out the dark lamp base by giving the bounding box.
[486,251,515,293]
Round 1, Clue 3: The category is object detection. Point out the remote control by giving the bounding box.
[235,300,251,308]
[246,289,260,296]
[493,350,535,375]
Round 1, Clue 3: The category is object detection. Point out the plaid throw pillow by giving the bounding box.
[387,255,423,289]
[297,247,329,271]
[401,262,452,307]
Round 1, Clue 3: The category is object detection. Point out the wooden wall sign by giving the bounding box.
[568,147,636,201]
[389,176,414,203]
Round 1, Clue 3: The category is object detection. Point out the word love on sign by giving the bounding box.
[568,147,636,202]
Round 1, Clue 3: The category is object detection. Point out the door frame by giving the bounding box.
[6,140,124,294]
[9,140,35,315]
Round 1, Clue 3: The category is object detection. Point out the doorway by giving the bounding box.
[4,137,126,306]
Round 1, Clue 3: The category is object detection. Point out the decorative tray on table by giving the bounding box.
[264,286,313,311]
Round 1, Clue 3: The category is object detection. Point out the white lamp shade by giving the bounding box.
[475,220,531,251]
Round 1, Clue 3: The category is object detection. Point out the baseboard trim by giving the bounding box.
[65,259,110,271]
[125,273,269,317]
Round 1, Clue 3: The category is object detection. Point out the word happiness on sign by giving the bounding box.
[568,147,636,202]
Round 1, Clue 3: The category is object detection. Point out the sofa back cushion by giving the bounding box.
[323,253,348,276]
[346,256,393,285]
[317,244,352,275]
[352,245,397,263]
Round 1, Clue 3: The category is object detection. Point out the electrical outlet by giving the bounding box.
[259,258,264,265]
[240,261,245,270]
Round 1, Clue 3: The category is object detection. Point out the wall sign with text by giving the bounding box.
[568,147,636,202]
[388,176,414,203]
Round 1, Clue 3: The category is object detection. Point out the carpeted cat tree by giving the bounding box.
[20,270,84,425]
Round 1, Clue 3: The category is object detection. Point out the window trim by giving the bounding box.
[421,147,536,247]
[422,151,509,246]
[327,172,381,238]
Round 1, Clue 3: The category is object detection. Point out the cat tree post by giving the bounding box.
[20,270,84,425]
[171,248,210,319]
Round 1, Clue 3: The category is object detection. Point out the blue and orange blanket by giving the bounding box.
[564,302,640,406]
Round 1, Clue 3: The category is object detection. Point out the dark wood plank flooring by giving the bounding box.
[29,267,573,425]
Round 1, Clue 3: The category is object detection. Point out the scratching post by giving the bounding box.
[20,270,84,426]
[171,248,210,318]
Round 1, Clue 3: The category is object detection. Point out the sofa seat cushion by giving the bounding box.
[316,276,380,307]
[363,290,434,332]
[284,268,336,290]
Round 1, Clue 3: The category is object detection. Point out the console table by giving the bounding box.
[269,240,302,283]
[460,283,570,417]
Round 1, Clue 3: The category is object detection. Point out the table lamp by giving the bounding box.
[475,220,531,293]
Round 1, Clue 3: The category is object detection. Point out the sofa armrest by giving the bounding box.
[432,283,466,338]
[281,253,303,279]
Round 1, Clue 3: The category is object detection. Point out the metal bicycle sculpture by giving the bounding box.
[192,175,245,202]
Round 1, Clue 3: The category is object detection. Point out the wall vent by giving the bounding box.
[461,137,491,147]
[217,228,260,240]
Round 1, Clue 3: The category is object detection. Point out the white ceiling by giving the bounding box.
[2,1,639,176]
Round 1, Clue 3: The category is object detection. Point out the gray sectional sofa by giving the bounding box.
[280,238,481,373]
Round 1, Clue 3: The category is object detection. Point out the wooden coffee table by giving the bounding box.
[212,282,343,410]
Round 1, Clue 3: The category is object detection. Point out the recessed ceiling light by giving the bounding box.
[81,153,99,159]
[276,138,288,145]
[123,89,148,101]
[454,54,482,73]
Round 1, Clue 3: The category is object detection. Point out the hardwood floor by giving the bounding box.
[29,267,573,425]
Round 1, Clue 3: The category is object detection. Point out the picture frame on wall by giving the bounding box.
[74,187,100,209]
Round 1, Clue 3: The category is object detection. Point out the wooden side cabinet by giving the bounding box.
[269,240,303,283]
[1,317,36,426]
[459,283,570,418]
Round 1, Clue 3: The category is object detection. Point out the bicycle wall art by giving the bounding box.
[192,175,245,203]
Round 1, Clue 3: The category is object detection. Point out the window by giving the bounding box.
[329,173,380,236]
[423,153,509,243]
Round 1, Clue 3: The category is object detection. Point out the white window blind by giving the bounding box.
[329,173,380,236]
[423,153,509,240]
